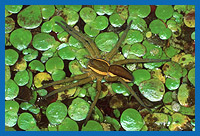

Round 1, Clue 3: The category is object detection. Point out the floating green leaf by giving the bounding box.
[46,101,68,125]
[81,120,103,131]
[17,5,42,29]
[120,108,144,131]
[10,28,32,51]
[139,79,165,102]
[5,49,19,66]
[18,112,37,130]
[5,79,19,100]
[58,117,79,131]
[68,98,90,121]
[14,70,29,86]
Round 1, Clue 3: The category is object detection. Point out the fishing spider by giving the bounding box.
[35,20,170,125]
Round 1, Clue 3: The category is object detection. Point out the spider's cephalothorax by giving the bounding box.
[35,20,170,125]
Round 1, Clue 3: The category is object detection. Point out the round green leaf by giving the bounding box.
[129,5,151,18]
[84,23,100,37]
[5,65,11,81]
[94,5,116,15]
[40,5,55,19]
[165,77,180,90]
[149,19,166,34]
[123,30,143,44]
[155,5,174,20]
[68,98,90,121]
[32,33,55,51]
[65,5,82,12]
[128,16,147,32]
[5,5,23,13]
[52,69,66,81]
[132,69,151,86]
[45,56,64,74]
[41,21,53,33]
[89,16,109,30]
[63,7,79,25]
[17,5,42,29]
[18,112,37,130]
[109,13,125,27]
[81,120,103,131]
[10,28,32,51]
[80,7,96,23]
[111,83,129,96]
[58,46,76,60]
[29,60,45,72]
[159,28,172,40]
[120,108,144,131]
[95,32,118,52]
[5,111,18,127]
[188,68,195,86]
[5,49,19,66]
[46,101,68,125]
[14,70,29,86]
[58,117,79,131]
[5,79,19,100]
[5,17,15,33]
[139,79,165,102]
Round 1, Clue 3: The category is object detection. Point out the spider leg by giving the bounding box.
[84,77,102,126]
[43,76,93,99]
[56,21,101,58]
[118,77,152,112]
[34,73,89,91]
[112,58,171,65]
[105,20,133,61]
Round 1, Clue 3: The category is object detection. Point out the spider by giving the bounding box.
[35,20,170,125]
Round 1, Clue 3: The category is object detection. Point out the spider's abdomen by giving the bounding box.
[88,59,110,76]
[108,65,134,82]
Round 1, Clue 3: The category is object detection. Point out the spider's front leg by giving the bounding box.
[83,77,102,126]
[56,21,101,59]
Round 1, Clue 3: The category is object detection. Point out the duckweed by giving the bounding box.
[5,17,15,33]
[23,48,38,62]
[5,101,19,127]
[17,5,42,29]
[89,15,109,30]
[17,112,37,130]
[5,5,23,13]
[32,33,55,51]
[58,117,79,131]
[45,56,64,74]
[188,68,195,86]
[5,49,19,66]
[41,21,53,33]
[40,5,55,19]
[132,69,151,86]
[5,65,11,81]
[149,19,166,34]
[109,13,125,27]
[159,28,172,40]
[81,120,103,131]
[163,91,173,104]
[128,16,147,32]
[129,5,151,18]
[165,77,180,90]
[63,7,79,25]
[111,83,129,96]
[46,101,67,125]
[10,28,32,51]
[14,70,29,86]
[68,98,90,121]
[84,23,100,37]
[58,46,76,60]
[5,79,19,100]
[29,60,45,72]
[95,32,118,52]
[120,108,144,131]
[80,7,96,23]
[52,69,66,81]
[65,5,82,12]
[123,30,143,44]
[139,79,165,102]
[155,5,174,20]
[94,5,116,15]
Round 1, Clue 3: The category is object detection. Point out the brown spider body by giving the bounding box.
[88,58,133,82]
[35,20,170,126]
